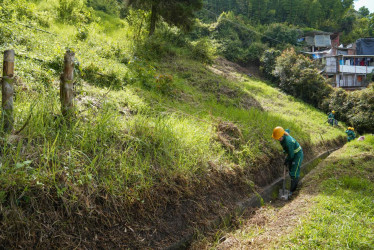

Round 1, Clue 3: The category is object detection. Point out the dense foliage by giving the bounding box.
[260,48,281,80]
[204,0,354,30]
[261,23,301,48]
[202,0,374,45]
[210,11,265,64]
[325,85,374,133]
[126,0,203,36]
[272,48,333,107]
[267,49,373,133]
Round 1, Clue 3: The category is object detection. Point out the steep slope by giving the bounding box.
[0,1,346,248]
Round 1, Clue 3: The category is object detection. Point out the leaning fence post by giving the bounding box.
[60,50,75,118]
[2,50,15,133]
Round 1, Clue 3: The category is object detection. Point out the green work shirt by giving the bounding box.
[345,130,356,141]
[328,113,335,119]
[280,133,302,162]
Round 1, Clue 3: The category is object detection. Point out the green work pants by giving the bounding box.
[347,136,355,142]
[289,150,304,179]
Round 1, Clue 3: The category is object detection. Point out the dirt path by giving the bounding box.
[215,194,315,249]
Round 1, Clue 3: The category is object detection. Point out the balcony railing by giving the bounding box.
[339,65,374,74]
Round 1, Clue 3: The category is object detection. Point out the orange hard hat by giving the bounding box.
[272,126,285,140]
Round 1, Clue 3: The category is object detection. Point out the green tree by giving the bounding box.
[358,6,370,17]
[369,13,374,36]
[342,17,370,43]
[213,11,257,63]
[261,23,301,48]
[203,0,355,30]
[260,48,281,80]
[307,0,322,27]
[127,0,203,36]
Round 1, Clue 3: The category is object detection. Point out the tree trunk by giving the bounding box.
[149,3,158,37]
[2,50,15,133]
[60,50,75,119]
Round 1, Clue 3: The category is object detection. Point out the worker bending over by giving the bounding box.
[272,127,304,194]
[346,127,356,142]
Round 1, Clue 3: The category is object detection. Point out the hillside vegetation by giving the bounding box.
[0,0,348,248]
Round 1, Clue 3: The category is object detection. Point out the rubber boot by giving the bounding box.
[290,177,299,192]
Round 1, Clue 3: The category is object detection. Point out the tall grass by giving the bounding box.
[0,0,346,203]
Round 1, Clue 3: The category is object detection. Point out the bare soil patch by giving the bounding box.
[208,57,261,81]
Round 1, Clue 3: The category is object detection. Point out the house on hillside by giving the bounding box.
[300,31,340,58]
[301,33,374,90]
[324,38,374,90]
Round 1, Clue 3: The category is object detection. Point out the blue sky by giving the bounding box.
[354,0,374,13]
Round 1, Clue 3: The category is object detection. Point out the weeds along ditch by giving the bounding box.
[167,147,341,250]
[0,2,347,248]
[273,135,374,249]
[190,136,374,249]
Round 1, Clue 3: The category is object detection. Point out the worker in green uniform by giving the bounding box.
[272,126,304,194]
[345,127,356,142]
[327,110,336,126]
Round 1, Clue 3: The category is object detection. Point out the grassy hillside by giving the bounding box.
[0,0,346,248]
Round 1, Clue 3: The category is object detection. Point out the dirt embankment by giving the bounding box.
[0,120,344,250]
[0,122,345,250]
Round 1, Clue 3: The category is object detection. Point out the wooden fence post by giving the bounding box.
[60,50,75,118]
[2,50,15,133]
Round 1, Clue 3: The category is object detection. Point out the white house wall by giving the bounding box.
[340,65,374,74]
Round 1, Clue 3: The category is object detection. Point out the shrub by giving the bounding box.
[241,42,267,65]
[126,57,156,87]
[57,0,93,24]
[328,84,374,133]
[187,19,211,40]
[135,35,176,60]
[190,38,217,63]
[82,63,125,89]
[260,48,281,80]
[213,11,257,64]
[0,0,52,27]
[261,23,301,48]
[132,25,190,60]
[76,25,89,40]
[325,88,349,120]
[133,26,195,61]
[154,74,176,96]
[273,48,333,107]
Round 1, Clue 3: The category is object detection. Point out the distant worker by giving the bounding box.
[272,127,304,195]
[327,110,337,126]
[345,127,356,142]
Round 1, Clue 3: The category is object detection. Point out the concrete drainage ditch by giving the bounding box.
[165,147,341,250]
